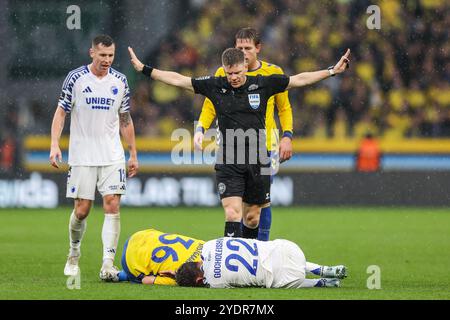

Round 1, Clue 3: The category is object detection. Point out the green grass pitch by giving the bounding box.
[0,206,449,300]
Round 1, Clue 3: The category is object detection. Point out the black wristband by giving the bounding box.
[142,65,154,77]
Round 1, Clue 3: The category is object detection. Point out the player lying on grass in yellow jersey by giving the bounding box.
[112,229,346,287]
[115,229,204,284]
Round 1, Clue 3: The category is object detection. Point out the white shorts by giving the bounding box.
[66,163,126,200]
[269,240,306,288]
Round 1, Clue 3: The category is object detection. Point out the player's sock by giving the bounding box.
[102,213,120,267]
[300,279,325,288]
[224,221,242,237]
[242,223,259,239]
[69,210,87,257]
[306,262,323,276]
[117,270,129,282]
[257,206,272,241]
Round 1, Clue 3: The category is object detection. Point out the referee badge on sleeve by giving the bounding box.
[248,94,260,109]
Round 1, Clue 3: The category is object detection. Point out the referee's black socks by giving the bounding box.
[224,222,242,238]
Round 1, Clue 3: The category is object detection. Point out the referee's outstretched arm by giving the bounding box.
[128,47,194,92]
[129,46,350,92]
[287,48,350,89]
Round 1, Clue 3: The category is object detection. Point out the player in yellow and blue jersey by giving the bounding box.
[193,28,293,241]
[117,229,204,285]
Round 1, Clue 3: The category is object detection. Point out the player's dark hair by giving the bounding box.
[222,48,245,67]
[92,34,114,47]
[235,27,261,46]
[175,262,203,287]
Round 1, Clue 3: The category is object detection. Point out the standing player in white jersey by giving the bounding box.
[49,34,138,282]
[175,237,347,288]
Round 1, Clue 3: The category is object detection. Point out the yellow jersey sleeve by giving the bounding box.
[196,67,226,131]
[258,62,294,150]
[154,276,177,286]
[123,229,204,285]
[274,90,293,134]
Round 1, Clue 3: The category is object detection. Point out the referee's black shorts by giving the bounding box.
[214,163,271,205]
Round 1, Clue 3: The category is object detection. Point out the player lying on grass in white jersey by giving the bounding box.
[171,237,347,288]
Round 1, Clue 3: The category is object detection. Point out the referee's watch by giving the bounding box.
[327,66,336,77]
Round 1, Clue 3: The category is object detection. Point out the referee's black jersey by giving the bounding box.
[191,74,289,164]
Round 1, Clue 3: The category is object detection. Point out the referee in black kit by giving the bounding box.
[128,46,350,239]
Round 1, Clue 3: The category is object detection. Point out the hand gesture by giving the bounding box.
[159,270,176,279]
[127,156,139,178]
[128,46,144,72]
[279,136,293,163]
[49,145,62,169]
[194,131,204,151]
[332,48,351,74]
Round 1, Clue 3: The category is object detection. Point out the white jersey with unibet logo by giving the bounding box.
[201,237,278,288]
[58,64,130,166]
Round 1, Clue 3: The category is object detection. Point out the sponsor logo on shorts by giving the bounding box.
[108,185,119,191]
[71,186,76,193]
[218,183,226,195]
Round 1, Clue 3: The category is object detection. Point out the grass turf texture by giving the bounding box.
[0,207,449,300]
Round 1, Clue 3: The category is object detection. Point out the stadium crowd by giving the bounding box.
[130,0,450,139]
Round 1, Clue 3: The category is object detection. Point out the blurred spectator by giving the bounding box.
[0,104,20,175]
[355,132,381,172]
[0,131,16,173]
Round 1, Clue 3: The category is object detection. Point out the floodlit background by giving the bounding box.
[1,1,449,207]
